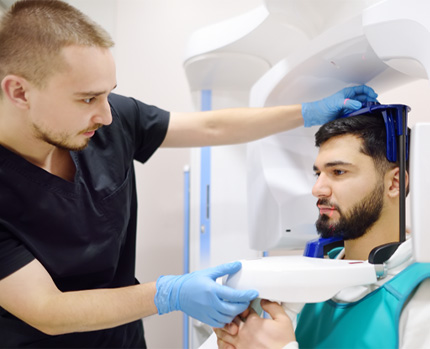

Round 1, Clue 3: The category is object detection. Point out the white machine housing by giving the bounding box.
[184,0,430,347]
[410,123,430,263]
[225,255,377,303]
[185,0,430,255]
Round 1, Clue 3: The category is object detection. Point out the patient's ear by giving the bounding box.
[1,75,30,110]
[386,167,409,198]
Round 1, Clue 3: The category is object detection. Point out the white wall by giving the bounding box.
[379,79,430,126]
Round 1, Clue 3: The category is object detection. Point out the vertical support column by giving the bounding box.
[398,107,407,243]
[200,90,212,268]
[183,166,190,349]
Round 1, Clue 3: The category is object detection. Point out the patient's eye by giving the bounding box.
[333,169,346,176]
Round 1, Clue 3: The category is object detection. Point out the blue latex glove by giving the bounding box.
[302,85,378,127]
[154,261,258,328]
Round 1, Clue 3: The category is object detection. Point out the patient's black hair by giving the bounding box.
[315,114,410,176]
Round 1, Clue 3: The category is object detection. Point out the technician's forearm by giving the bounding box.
[209,105,304,144]
[162,105,304,147]
[35,282,158,336]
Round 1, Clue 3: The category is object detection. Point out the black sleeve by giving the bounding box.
[108,93,170,164]
[0,225,35,280]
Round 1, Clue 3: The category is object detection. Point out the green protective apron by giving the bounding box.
[295,262,430,349]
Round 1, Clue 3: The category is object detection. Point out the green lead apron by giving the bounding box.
[296,263,430,348]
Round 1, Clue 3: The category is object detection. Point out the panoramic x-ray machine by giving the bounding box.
[183,0,430,347]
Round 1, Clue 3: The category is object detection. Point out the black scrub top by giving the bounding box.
[0,93,170,348]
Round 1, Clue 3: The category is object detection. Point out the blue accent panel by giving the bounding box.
[183,168,190,349]
[200,90,212,266]
[303,237,344,258]
[183,168,190,274]
[342,102,410,246]
[342,102,410,162]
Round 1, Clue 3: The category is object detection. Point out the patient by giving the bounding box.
[215,114,430,348]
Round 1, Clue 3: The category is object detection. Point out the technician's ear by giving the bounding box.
[1,75,30,109]
[386,167,409,198]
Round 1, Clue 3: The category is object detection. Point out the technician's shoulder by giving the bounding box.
[106,93,170,163]
[108,93,170,124]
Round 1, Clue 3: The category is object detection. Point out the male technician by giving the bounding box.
[0,1,378,347]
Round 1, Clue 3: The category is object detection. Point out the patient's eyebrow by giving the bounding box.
[324,161,353,168]
[313,161,354,171]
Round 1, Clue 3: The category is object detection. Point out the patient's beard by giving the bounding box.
[316,180,385,241]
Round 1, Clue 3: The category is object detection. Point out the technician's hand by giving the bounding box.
[154,262,258,328]
[215,299,296,349]
[301,85,378,127]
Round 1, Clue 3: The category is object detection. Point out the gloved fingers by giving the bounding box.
[215,284,259,303]
[351,94,378,103]
[206,313,235,328]
[342,85,378,99]
[186,301,236,328]
[209,292,256,323]
[204,261,242,279]
[342,98,363,111]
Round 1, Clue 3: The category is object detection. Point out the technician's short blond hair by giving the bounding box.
[0,0,114,95]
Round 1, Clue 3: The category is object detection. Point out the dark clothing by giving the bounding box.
[0,93,170,347]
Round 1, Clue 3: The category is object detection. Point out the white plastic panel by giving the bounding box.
[249,13,417,108]
[184,53,270,92]
[183,0,430,257]
[225,255,377,303]
[363,0,430,79]
[410,123,430,263]
[246,0,430,251]
[247,128,319,251]
[265,0,383,39]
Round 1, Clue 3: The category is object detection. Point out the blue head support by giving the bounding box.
[304,102,410,262]
[342,101,410,163]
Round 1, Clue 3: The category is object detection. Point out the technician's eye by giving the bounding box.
[313,172,321,178]
[83,97,95,104]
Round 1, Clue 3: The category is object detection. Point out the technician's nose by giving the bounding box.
[312,173,332,198]
[93,98,113,126]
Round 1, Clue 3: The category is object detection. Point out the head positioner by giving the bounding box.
[305,102,410,263]
[341,102,410,163]
[343,102,410,263]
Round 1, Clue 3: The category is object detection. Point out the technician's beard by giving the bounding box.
[32,123,103,152]
[315,181,385,240]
